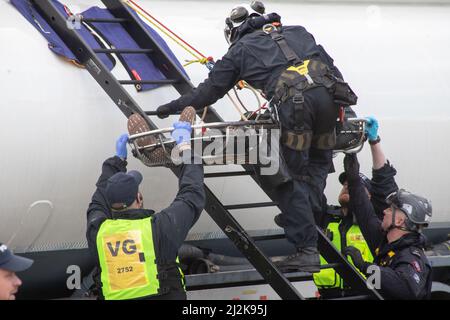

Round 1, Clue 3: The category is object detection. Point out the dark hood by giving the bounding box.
[230,12,281,45]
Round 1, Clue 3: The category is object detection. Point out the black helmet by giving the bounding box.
[224,1,266,44]
[386,189,432,232]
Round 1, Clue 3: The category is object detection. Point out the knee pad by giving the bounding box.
[282,130,313,151]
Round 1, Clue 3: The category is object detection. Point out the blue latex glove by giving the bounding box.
[116,133,129,159]
[365,116,379,141]
[171,121,192,145]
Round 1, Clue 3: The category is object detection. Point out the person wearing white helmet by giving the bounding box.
[223,2,267,45]
[156,1,357,273]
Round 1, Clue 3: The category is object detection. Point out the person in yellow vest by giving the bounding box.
[312,116,399,298]
[86,108,205,300]
[313,174,375,298]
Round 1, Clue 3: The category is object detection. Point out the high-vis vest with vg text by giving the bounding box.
[96,216,160,300]
[313,222,373,289]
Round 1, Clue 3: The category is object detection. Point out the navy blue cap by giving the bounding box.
[106,170,143,209]
[0,244,33,272]
[338,172,373,194]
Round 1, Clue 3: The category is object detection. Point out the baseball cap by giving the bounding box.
[338,172,373,194]
[105,170,143,210]
[0,243,33,272]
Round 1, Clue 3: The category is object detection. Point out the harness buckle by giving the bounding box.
[292,93,304,104]
[262,23,277,35]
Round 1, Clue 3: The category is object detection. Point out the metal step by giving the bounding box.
[145,110,182,116]
[119,79,178,85]
[93,48,153,54]
[330,295,372,300]
[224,202,278,210]
[205,171,253,178]
[185,269,312,291]
[82,17,128,23]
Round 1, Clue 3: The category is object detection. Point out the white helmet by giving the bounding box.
[224,1,266,44]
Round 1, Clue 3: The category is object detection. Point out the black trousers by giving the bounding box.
[275,86,338,248]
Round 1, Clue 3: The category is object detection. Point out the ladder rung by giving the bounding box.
[330,295,371,300]
[185,269,312,291]
[82,17,129,23]
[205,171,253,178]
[224,202,278,210]
[320,263,341,270]
[145,110,181,116]
[119,80,179,85]
[93,48,154,54]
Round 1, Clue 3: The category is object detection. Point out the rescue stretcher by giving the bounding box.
[129,117,368,168]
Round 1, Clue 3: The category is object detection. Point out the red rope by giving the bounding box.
[128,0,207,59]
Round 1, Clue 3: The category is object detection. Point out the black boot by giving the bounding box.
[275,247,320,273]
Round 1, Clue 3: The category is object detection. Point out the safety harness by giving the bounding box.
[263,23,358,151]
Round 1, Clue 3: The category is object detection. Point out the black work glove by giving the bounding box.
[344,153,360,183]
[342,246,371,274]
[156,104,175,119]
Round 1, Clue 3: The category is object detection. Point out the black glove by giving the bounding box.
[343,153,360,183]
[156,104,174,119]
[342,246,371,274]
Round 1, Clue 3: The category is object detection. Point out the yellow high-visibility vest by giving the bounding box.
[314,222,373,289]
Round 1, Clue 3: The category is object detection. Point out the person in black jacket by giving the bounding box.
[156,1,356,272]
[86,118,205,300]
[342,154,433,300]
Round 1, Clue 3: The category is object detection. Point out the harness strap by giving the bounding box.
[267,25,304,66]
[292,93,304,131]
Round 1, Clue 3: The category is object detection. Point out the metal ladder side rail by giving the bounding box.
[33,0,148,123]
[101,0,194,97]
[33,0,305,300]
[96,0,382,300]
[203,188,305,299]
[95,2,384,298]
[317,228,383,299]
[100,0,225,124]
[235,166,383,300]
[95,0,307,300]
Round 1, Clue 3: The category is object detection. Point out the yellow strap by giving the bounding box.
[183,57,210,67]
[287,60,311,76]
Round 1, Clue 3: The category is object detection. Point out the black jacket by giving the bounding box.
[159,17,343,113]
[86,155,205,298]
[370,161,399,219]
[320,161,398,229]
[348,174,432,300]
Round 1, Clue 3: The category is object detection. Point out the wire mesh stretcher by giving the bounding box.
[128,117,368,167]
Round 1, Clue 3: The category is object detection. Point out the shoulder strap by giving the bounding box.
[264,24,303,66]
